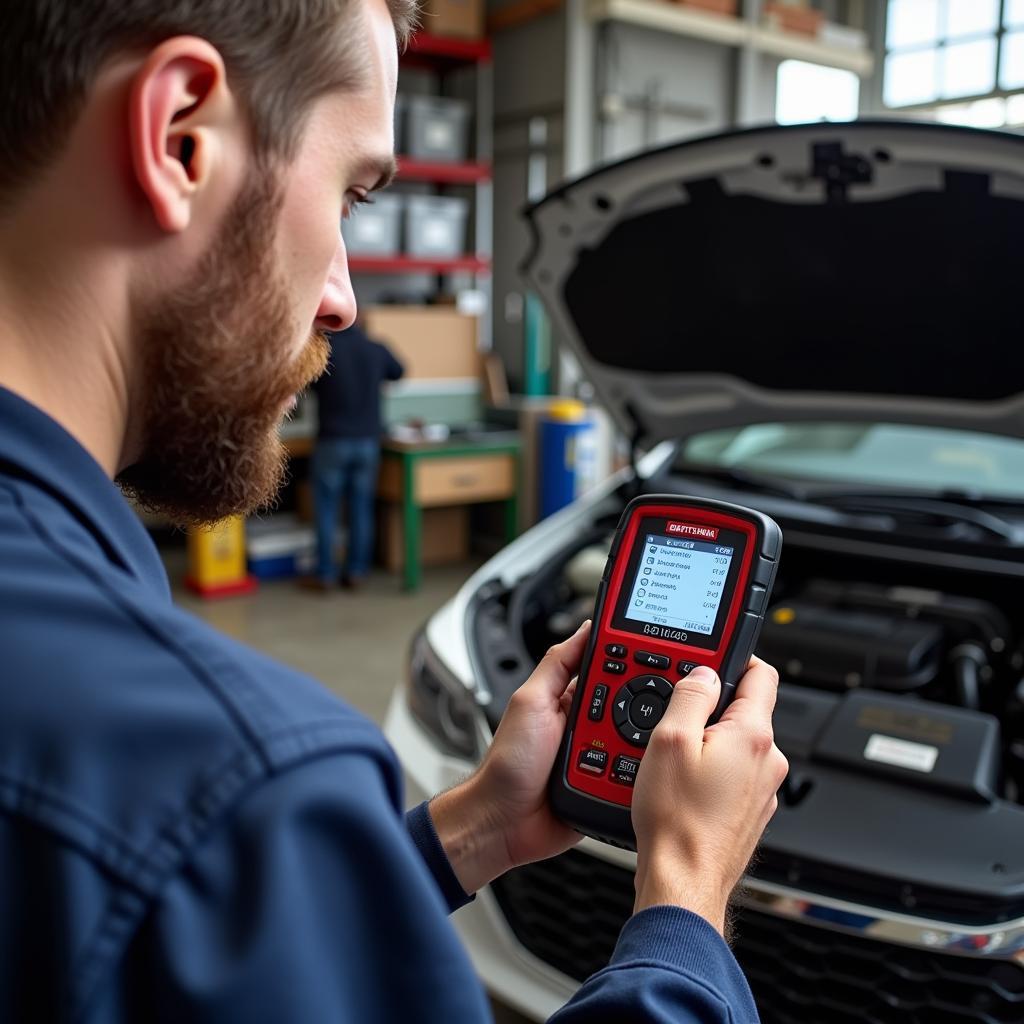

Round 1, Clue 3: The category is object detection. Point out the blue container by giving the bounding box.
[539,402,597,519]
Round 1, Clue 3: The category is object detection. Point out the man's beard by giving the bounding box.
[118,169,330,528]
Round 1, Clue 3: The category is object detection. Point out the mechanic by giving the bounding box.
[0,1,789,1021]
[304,323,405,592]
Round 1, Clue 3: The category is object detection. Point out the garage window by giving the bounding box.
[775,60,860,125]
[884,0,1024,127]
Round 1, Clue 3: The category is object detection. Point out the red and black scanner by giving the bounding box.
[549,494,782,849]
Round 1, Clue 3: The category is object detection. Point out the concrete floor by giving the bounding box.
[168,553,534,1024]
[172,555,478,725]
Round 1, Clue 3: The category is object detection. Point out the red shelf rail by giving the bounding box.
[403,32,492,65]
[395,157,492,184]
[347,255,491,274]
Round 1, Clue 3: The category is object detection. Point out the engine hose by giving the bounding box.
[950,642,988,710]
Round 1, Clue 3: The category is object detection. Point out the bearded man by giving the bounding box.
[0,2,788,1021]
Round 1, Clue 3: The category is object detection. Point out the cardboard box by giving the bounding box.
[421,0,484,39]
[763,2,825,36]
[678,0,738,15]
[378,504,470,570]
[362,306,480,381]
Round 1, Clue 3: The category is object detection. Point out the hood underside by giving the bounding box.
[522,121,1024,446]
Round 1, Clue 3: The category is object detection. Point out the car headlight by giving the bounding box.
[406,628,480,760]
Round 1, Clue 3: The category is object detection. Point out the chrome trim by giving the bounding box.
[737,876,1024,963]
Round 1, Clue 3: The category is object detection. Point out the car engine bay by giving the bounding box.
[472,465,1024,927]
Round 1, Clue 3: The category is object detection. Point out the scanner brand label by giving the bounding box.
[642,623,688,643]
[666,522,719,541]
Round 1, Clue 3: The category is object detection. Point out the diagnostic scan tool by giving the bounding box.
[550,495,782,848]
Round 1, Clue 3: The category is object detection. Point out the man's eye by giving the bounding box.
[342,192,374,220]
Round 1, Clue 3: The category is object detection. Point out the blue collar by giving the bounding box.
[0,386,170,597]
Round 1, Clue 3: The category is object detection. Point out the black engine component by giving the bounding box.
[803,579,1012,654]
[758,600,943,693]
[812,690,1000,803]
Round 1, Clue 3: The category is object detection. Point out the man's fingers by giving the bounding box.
[658,666,722,748]
[559,679,578,716]
[716,656,780,730]
[522,620,591,702]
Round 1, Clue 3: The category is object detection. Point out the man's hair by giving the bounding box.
[0,0,419,202]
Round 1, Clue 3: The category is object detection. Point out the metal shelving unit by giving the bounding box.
[346,31,493,342]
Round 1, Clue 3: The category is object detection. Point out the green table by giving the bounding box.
[378,436,521,592]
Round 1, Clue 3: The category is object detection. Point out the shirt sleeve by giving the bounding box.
[405,801,475,914]
[382,345,405,382]
[106,754,492,1024]
[547,906,760,1024]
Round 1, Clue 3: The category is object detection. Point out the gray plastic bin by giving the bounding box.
[404,195,470,258]
[341,192,403,257]
[399,95,471,163]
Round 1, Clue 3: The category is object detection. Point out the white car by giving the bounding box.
[386,121,1024,1023]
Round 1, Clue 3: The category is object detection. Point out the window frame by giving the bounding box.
[882,0,1023,111]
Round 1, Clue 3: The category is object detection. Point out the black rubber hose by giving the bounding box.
[950,642,987,710]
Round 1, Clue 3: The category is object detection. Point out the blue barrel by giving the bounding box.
[540,400,597,519]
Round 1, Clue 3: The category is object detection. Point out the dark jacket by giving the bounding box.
[0,384,760,1023]
[313,325,404,440]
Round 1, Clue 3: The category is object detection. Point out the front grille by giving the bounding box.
[755,848,1024,926]
[490,850,1024,1023]
[491,846,633,981]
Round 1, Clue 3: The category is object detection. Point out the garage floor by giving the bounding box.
[169,553,532,1024]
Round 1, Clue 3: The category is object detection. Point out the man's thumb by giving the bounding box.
[660,666,721,745]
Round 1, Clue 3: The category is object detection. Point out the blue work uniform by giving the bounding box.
[0,385,760,1023]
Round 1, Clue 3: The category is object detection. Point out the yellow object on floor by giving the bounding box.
[185,516,257,599]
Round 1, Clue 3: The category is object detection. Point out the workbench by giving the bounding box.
[376,436,521,591]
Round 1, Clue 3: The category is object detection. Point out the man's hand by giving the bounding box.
[631,659,789,936]
[429,621,590,895]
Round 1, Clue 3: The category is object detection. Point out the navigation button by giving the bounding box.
[605,644,627,658]
[577,748,608,775]
[588,684,609,722]
[629,692,666,731]
[611,754,642,786]
[603,659,627,675]
[622,724,653,747]
[626,674,674,701]
[677,661,699,677]
[635,650,670,670]
[612,686,632,729]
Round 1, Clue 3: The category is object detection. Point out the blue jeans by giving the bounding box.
[311,437,380,582]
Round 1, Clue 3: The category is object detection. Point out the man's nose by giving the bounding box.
[314,240,357,333]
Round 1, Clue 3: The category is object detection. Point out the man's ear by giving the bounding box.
[128,37,237,234]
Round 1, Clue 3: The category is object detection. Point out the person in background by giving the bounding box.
[305,323,404,591]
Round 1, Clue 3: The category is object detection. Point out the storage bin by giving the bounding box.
[399,95,471,163]
[677,0,738,14]
[763,2,824,37]
[420,0,484,40]
[341,191,403,257]
[404,194,469,259]
[246,518,316,579]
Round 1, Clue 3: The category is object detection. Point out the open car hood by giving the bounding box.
[522,121,1024,447]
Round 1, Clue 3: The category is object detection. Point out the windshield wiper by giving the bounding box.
[676,462,1024,543]
[808,493,1022,544]
[672,463,810,501]
[676,463,1023,543]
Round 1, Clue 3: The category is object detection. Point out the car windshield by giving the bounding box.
[680,422,1024,501]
